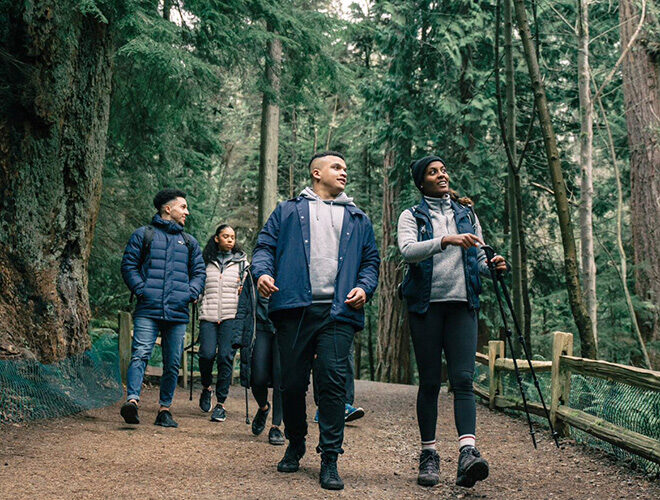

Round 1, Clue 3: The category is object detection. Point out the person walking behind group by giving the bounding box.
[197,224,248,422]
[120,189,206,428]
[398,156,508,488]
[232,271,285,445]
[252,151,380,490]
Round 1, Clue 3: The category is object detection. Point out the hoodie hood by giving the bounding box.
[300,187,355,206]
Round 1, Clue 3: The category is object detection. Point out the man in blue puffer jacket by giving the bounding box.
[120,188,206,428]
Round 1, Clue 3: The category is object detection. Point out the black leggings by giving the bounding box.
[251,328,282,427]
[409,302,477,442]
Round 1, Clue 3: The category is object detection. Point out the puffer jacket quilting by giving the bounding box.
[199,251,248,322]
[121,214,206,323]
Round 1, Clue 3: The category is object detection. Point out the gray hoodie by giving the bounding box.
[300,187,356,302]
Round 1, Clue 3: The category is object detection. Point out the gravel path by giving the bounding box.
[1,379,658,499]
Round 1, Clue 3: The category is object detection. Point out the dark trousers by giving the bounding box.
[251,328,283,427]
[409,301,478,442]
[198,320,236,404]
[274,304,354,456]
[313,345,355,407]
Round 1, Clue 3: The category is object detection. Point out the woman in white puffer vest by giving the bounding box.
[197,224,248,422]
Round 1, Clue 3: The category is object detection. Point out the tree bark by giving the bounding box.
[577,0,598,347]
[619,0,660,364]
[512,0,596,358]
[258,27,282,227]
[376,149,411,384]
[503,0,527,350]
[0,1,115,361]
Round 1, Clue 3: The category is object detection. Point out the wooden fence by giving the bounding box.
[474,331,660,465]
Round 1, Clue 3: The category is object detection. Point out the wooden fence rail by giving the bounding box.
[475,331,660,465]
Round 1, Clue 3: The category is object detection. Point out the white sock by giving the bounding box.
[421,439,436,451]
[458,434,476,450]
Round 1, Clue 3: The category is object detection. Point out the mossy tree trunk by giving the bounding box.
[0,1,115,362]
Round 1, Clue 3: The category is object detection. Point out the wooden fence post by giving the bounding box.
[488,340,505,409]
[118,311,132,386]
[550,331,573,436]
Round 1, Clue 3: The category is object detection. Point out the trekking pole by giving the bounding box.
[245,387,250,424]
[482,245,538,448]
[188,303,197,401]
[482,245,560,448]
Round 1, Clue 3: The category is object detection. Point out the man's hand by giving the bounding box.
[257,275,279,298]
[442,233,485,249]
[345,287,367,309]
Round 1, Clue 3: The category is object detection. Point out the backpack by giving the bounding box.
[129,224,195,302]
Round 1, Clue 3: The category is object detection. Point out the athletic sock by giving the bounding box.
[458,434,476,450]
[421,439,436,451]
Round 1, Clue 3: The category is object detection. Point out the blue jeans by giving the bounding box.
[198,320,236,404]
[126,316,187,407]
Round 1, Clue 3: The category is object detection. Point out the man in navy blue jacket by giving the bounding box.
[252,151,380,490]
[120,189,206,428]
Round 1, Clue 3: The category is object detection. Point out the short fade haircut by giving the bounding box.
[153,188,187,213]
[308,150,346,171]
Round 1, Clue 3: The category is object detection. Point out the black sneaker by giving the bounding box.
[319,454,344,490]
[154,410,178,428]
[210,404,226,422]
[251,403,270,436]
[199,389,212,413]
[277,440,306,473]
[120,401,139,424]
[456,446,489,487]
[268,427,285,446]
[417,449,440,486]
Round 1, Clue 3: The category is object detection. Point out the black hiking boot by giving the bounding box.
[251,402,270,436]
[268,427,285,446]
[199,388,212,413]
[154,410,178,428]
[319,454,344,490]
[417,449,440,486]
[120,401,139,424]
[277,440,306,473]
[456,446,489,487]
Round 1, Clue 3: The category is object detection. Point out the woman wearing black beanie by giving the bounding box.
[398,156,507,488]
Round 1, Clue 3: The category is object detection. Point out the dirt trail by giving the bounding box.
[1,379,657,499]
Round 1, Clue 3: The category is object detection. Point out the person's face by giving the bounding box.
[311,156,347,196]
[215,227,235,252]
[163,197,189,226]
[421,161,449,197]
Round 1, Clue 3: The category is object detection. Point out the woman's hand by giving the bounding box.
[490,254,509,273]
[442,233,485,250]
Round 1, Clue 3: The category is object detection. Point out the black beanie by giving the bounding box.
[409,155,445,192]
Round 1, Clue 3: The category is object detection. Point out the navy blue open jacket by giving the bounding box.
[251,196,380,330]
[121,214,206,323]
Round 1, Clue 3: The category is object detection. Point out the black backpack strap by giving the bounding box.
[130,225,154,303]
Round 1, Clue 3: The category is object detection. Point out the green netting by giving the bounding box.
[475,360,660,475]
[0,334,123,424]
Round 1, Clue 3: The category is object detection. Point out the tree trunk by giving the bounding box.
[512,0,596,358]
[577,0,598,349]
[504,0,527,350]
[619,0,660,365]
[367,312,375,381]
[258,27,282,227]
[0,1,115,362]
[376,149,411,384]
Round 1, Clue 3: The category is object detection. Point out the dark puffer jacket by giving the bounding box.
[230,269,275,389]
[121,214,206,323]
